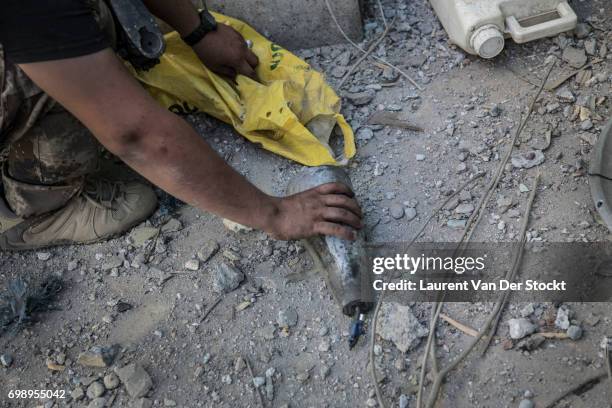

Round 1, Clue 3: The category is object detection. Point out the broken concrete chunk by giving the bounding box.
[77,345,118,368]
[129,226,159,247]
[567,325,583,340]
[223,219,253,233]
[508,318,536,340]
[345,90,375,106]
[197,240,220,263]
[376,302,428,353]
[447,219,467,229]
[184,259,200,271]
[511,150,545,169]
[562,46,587,69]
[277,308,298,328]
[161,218,182,233]
[212,262,245,293]
[115,363,153,398]
[555,306,571,330]
[555,88,575,103]
[454,203,475,215]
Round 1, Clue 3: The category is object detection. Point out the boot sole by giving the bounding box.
[0,209,156,252]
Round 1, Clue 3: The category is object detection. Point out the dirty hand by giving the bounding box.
[192,23,259,80]
[268,183,363,241]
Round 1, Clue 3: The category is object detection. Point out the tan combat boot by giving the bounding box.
[0,194,23,235]
[0,178,158,251]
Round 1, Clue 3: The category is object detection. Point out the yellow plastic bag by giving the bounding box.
[131,12,355,167]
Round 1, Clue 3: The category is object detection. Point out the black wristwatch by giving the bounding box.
[181,7,218,46]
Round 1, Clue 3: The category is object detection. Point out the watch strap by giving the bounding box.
[182,9,217,46]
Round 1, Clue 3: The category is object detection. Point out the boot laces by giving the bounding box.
[81,178,125,210]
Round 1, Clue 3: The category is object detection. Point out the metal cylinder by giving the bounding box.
[287,166,373,316]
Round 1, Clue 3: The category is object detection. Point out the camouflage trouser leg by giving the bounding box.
[2,107,101,218]
[0,0,115,219]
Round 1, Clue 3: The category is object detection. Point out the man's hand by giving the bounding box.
[193,23,259,80]
[268,183,363,241]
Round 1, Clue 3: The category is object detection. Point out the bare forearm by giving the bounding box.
[121,114,279,231]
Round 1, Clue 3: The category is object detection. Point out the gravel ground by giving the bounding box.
[1,1,611,407]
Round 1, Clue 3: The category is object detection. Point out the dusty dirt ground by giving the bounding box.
[1,0,612,407]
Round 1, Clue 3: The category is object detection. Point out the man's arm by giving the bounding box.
[18,49,362,240]
[142,0,258,79]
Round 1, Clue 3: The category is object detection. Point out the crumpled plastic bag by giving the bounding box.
[130,12,356,167]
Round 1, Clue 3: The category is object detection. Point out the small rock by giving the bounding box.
[103,373,120,390]
[234,357,246,373]
[585,38,597,56]
[320,365,331,379]
[129,226,159,246]
[394,357,406,372]
[519,184,530,193]
[345,90,375,106]
[415,154,426,161]
[511,150,545,169]
[37,252,52,261]
[197,240,220,263]
[71,386,85,401]
[555,306,571,330]
[580,119,593,131]
[253,377,266,387]
[456,162,468,174]
[366,398,377,407]
[265,370,274,401]
[520,304,535,318]
[223,219,253,233]
[161,218,182,233]
[277,308,298,328]
[376,302,428,352]
[184,259,200,271]
[86,382,105,399]
[212,262,245,293]
[67,260,79,271]
[518,399,535,408]
[455,203,475,215]
[318,340,331,352]
[508,318,536,340]
[357,127,374,141]
[405,207,417,221]
[390,204,405,220]
[77,345,118,368]
[562,46,587,69]
[115,363,153,398]
[102,256,123,271]
[0,353,13,367]
[556,88,575,103]
[164,399,177,407]
[567,325,583,341]
[399,394,409,408]
[490,104,502,117]
[447,219,467,229]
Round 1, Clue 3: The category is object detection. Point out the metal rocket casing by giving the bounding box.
[287,166,374,316]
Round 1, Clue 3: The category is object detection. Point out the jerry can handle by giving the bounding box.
[506,1,577,44]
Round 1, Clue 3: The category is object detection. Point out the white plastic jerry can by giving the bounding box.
[429,0,578,58]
